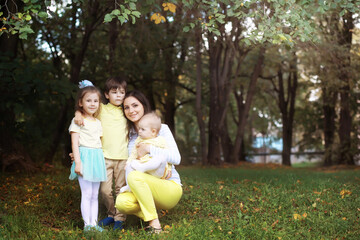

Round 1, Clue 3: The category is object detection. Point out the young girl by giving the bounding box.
[69,81,107,231]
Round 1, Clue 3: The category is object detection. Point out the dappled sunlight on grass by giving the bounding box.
[1,164,359,239]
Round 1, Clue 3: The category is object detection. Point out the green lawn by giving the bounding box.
[1,164,359,239]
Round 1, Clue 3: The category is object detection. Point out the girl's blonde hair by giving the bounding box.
[75,86,102,117]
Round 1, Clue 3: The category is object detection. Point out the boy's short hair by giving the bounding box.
[104,76,127,93]
[140,111,162,133]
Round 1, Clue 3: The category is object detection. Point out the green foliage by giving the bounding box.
[104,0,141,24]
[180,0,360,45]
[0,54,74,160]
[1,166,359,239]
[0,0,49,39]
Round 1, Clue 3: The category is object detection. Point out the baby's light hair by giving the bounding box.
[140,111,162,134]
[75,86,102,117]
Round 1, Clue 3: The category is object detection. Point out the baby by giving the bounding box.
[120,112,171,193]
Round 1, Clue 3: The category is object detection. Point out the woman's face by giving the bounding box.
[123,96,145,124]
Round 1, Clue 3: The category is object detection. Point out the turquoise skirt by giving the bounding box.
[69,147,107,182]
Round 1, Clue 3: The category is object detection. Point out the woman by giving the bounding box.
[115,90,183,233]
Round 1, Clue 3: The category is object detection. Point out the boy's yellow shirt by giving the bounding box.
[98,103,128,160]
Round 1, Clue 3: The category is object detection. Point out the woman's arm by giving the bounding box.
[71,132,82,176]
[149,124,181,165]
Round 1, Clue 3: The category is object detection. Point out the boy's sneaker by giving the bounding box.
[113,221,124,231]
[98,217,114,227]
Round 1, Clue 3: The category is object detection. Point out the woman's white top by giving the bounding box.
[128,124,181,185]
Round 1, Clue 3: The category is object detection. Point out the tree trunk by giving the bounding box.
[281,116,292,166]
[207,36,235,165]
[207,50,222,164]
[108,19,118,75]
[337,11,354,165]
[162,6,187,136]
[232,47,266,163]
[322,90,336,166]
[221,119,234,164]
[194,21,208,165]
[163,42,177,135]
[277,52,298,166]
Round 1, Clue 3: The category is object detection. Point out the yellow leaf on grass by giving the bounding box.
[293,213,307,220]
[340,189,352,199]
[293,213,301,220]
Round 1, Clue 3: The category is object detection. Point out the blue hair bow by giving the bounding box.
[78,80,94,89]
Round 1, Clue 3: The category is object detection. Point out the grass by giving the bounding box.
[0,164,359,239]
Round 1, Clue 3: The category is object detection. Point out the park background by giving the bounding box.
[0,1,360,239]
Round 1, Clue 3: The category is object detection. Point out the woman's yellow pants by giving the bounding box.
[115,171,183,221]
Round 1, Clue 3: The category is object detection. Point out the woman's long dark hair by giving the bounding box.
[123,90,152,138]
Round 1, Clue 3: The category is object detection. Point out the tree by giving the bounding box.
[262,49,298,166]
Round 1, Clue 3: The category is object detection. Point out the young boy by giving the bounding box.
[120,111,171,193]
[74,77,128,230]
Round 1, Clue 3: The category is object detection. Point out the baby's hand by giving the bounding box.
[165,170,172,180]
[74,111,84,126]
[69,153,74,162]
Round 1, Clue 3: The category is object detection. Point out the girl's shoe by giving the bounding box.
[84,225,93,232]
[84,225,104,232]
[98,217,114,227]
[93,225,104,232]
[144,226,162,234]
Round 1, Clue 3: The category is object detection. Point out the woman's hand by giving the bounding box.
[136,142,150,158]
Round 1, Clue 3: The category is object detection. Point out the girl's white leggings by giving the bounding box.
[78,176,100,227]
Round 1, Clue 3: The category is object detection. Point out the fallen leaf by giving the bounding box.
[340,189,352,199]
[293,213,301,220]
